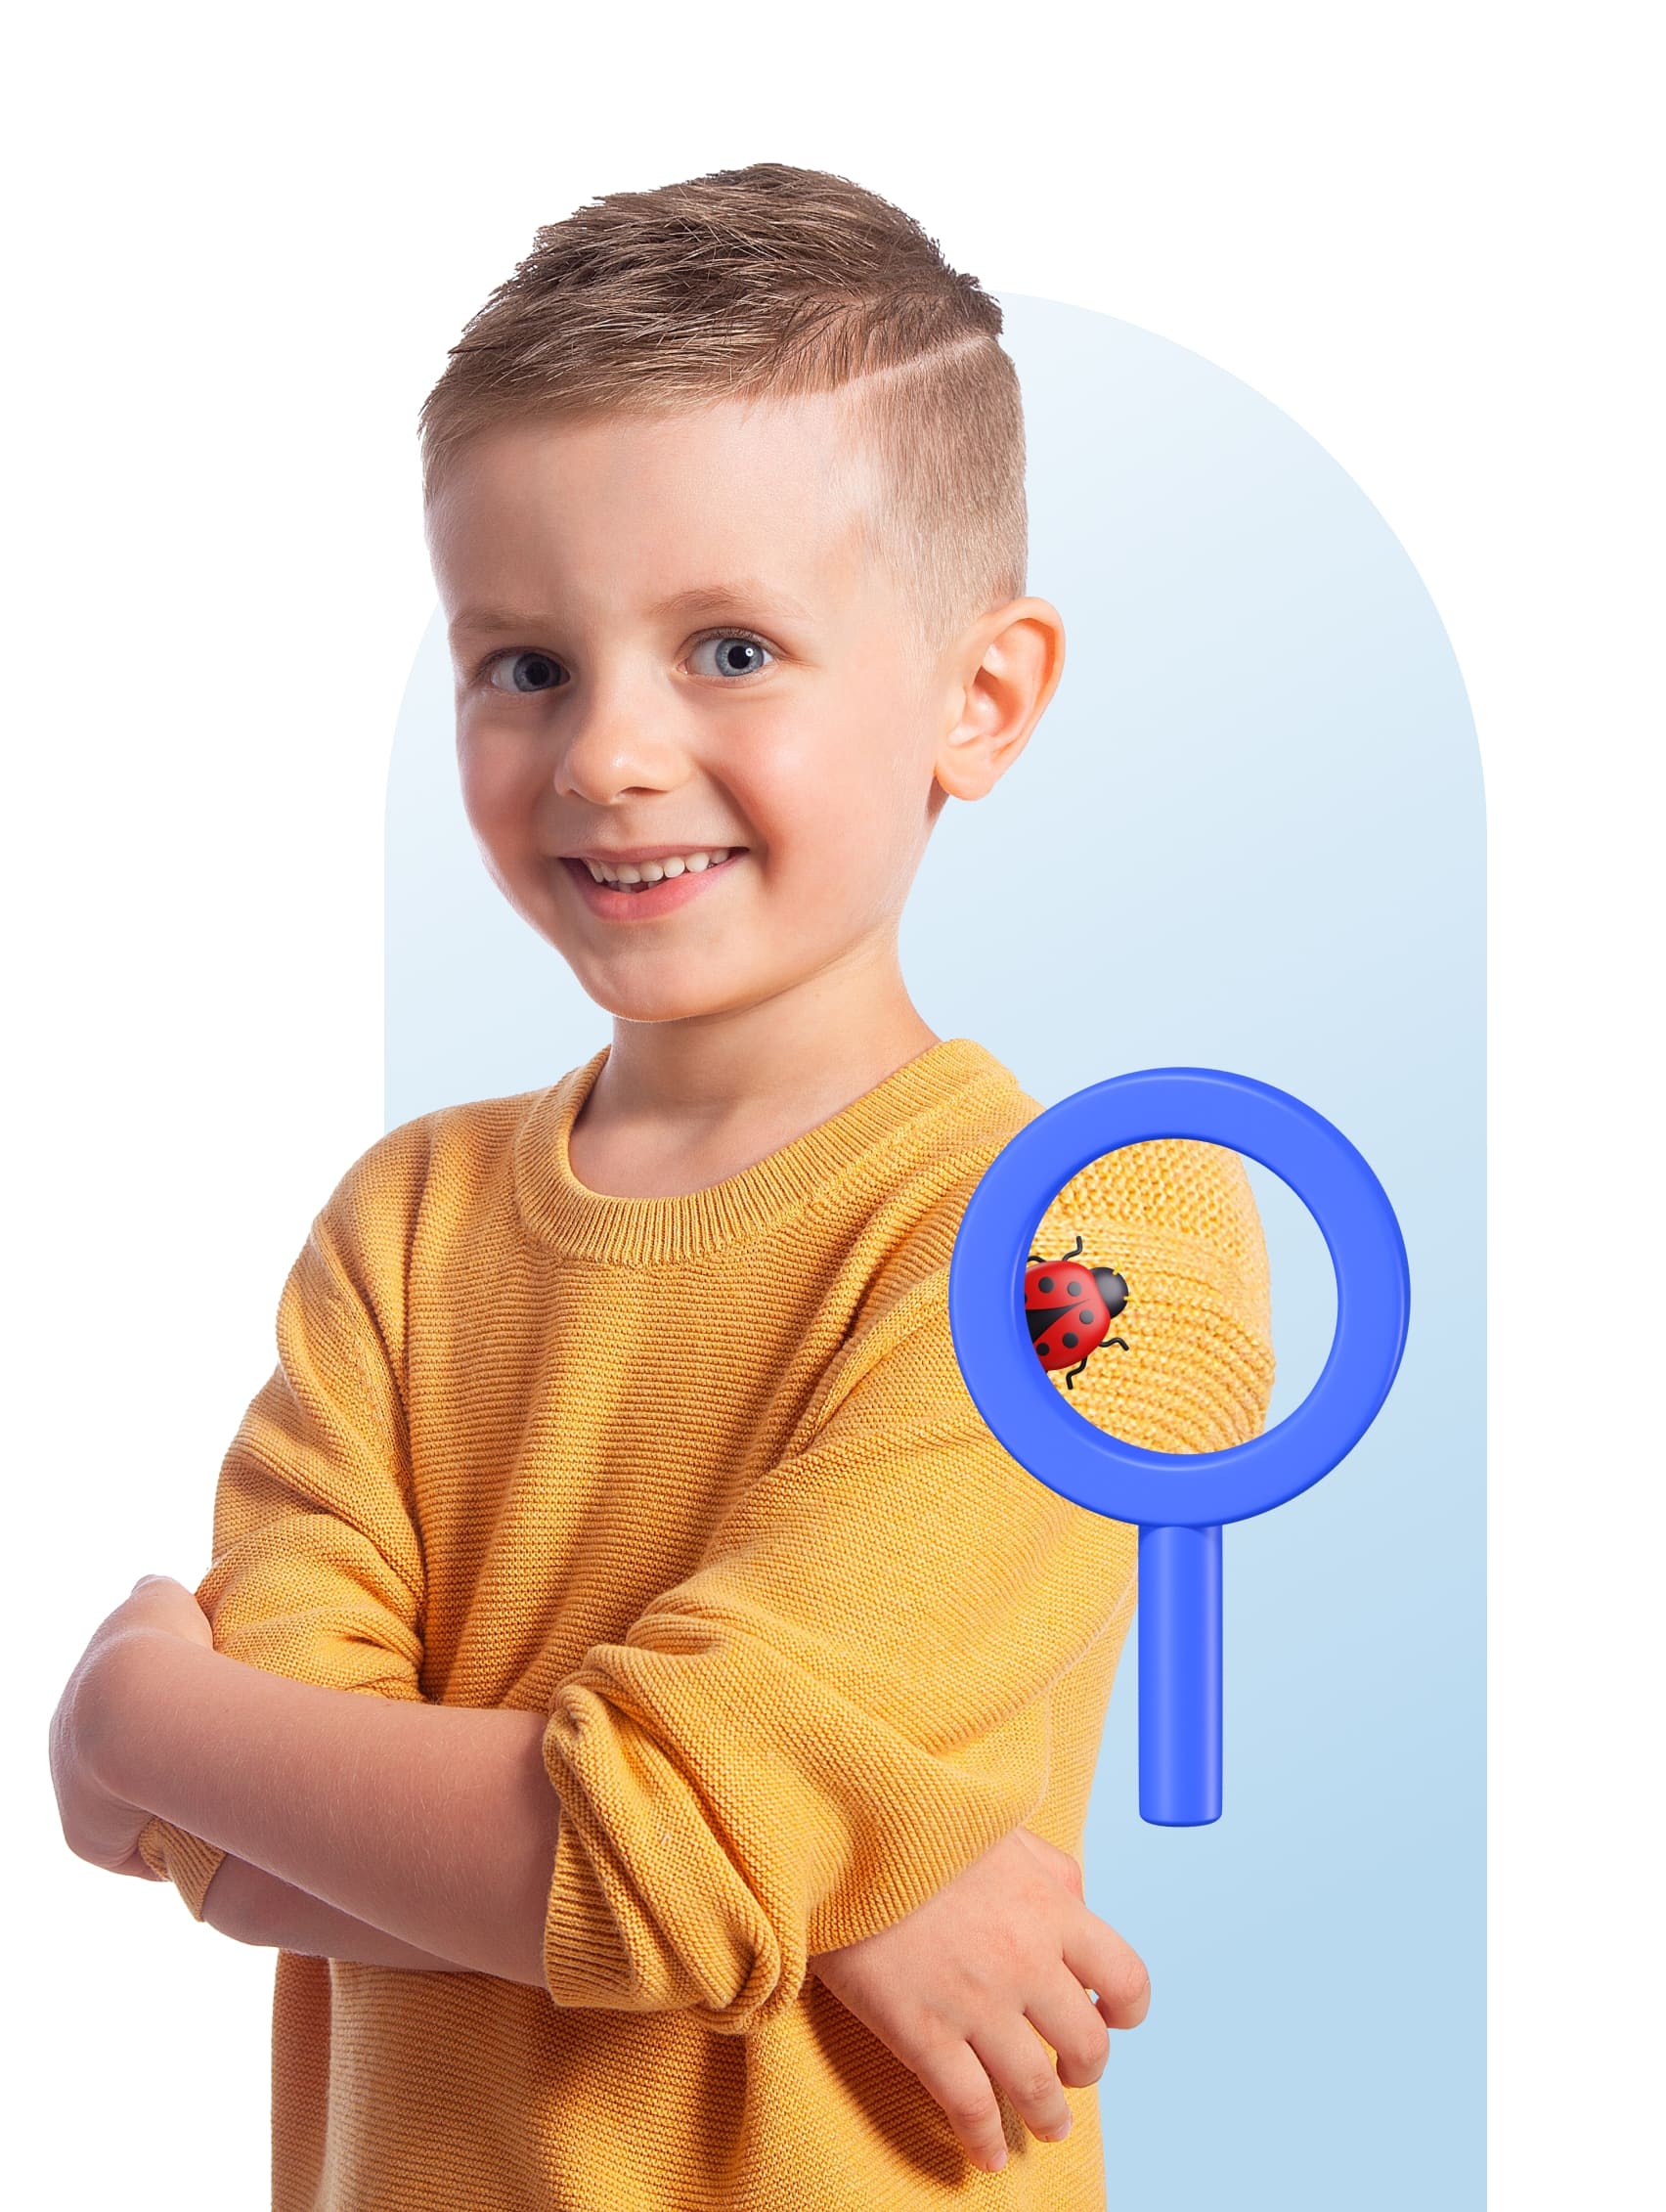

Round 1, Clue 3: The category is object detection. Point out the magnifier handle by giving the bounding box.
[1138,1524,1223,1826]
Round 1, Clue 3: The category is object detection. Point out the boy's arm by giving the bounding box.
[136,1130,429,1925]
[89,1631,557,1983]
[111,1136,1269,2005]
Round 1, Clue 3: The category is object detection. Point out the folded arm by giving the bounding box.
[91,1632,556,1982]
[129,1128,1271,2024]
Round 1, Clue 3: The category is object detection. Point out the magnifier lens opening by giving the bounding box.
[1028,1142,1336,1456]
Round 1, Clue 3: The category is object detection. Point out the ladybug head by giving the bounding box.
[1091,1268,1129,1320]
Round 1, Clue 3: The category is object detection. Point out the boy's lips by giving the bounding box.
[559,849,748,921]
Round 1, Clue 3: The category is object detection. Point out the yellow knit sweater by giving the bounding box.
[138,1037,1273,2211]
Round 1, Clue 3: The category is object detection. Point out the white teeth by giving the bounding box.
[582,847,736,887]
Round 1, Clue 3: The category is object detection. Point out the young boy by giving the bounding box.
[51,164,1273,2209]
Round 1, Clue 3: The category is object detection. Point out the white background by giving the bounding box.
[8,4,1658,2203]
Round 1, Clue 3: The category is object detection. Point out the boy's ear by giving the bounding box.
[931,598,1067,806]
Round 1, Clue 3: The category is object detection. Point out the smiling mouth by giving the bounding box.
[557,850,751,913]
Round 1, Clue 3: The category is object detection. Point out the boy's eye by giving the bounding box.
[481,636,774,689]
[486,649,567,694]
[688,634,774,681]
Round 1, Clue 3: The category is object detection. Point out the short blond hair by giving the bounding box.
[417,163,1027,647]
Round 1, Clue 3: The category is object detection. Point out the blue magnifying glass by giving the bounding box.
[947,1068,1410,1827]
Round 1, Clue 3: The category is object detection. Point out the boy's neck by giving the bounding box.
[567,966,943,1201]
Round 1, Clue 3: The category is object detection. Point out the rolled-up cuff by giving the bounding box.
[540,1693,774,2027]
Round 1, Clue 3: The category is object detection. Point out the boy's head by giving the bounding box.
[419,164,1064,1034]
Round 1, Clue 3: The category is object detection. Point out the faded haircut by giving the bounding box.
[417,162,1028,648]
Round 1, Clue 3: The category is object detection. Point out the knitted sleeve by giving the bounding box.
[137,1140,428,1921]
[537,1136,1274,2032]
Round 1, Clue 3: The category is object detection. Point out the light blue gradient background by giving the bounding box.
[386,294,1482,2208]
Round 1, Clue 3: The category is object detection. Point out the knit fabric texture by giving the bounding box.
[137,1036,1274,2211]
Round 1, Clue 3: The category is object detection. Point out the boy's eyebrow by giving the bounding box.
[646,580,813,622]
[448,580,812,641]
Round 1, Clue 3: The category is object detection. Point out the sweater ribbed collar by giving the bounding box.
[512,1035,1015,1265]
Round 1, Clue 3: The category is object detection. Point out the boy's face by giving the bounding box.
[425,391,1048,1030]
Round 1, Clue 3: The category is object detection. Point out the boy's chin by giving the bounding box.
[567,963,761,1028]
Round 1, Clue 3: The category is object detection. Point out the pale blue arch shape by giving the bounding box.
[386,294,1483,2210]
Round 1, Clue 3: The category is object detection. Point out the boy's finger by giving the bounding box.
[968,2017,1076,2148]
[907,2035,1011,2175]
[1063,1920,1152,2030]
[1025,1967,1114,2088]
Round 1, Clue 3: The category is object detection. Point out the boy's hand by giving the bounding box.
[47,1574,214,1882]
[808,1824,1150,2175]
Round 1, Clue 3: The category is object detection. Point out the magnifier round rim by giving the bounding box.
[947,1068,1411,1528]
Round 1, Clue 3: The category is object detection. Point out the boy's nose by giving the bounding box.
[552,687,692,806]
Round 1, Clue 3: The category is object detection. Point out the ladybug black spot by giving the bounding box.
[1037,1342,1051,1355]
[1063,1332,1079,1349]
[1067,1280,1082,1296]
[1079,1308,1095,1323]
[1038,1275,1054,1293]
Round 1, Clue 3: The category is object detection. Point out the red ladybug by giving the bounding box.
[1025,1234,1130,1391]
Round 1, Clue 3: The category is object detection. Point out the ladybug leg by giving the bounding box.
[1105,1337,1129,1352]
[1064,1356,1090,1390]
[1061,1234,1084,1261]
